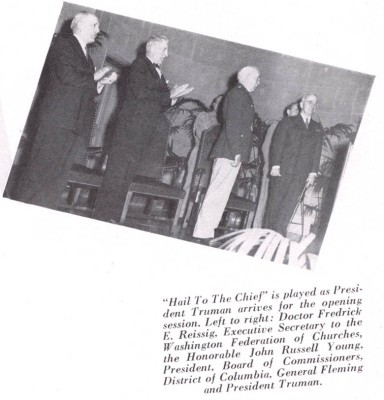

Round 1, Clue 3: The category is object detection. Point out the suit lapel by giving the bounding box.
[292,115,305,130]
[70,35,94,71]
[238,83,252,105]
[144,56,162,80]
[86,53,95,72]
[294,115,320,137]
[144,57,170,94]
[307,118,316,131]
[70,35,87,60]
[307,118,320,135]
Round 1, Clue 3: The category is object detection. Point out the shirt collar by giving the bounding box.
[300,112,311,123]
[237,83,248,92]
[74,34,88,56]
[146,55,158,66]
[146,56,162,78]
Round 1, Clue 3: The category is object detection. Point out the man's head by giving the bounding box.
[285,101,300,117]
[71,12,100,45]
[300,94,318,117]
[146,35,169,65]
[237,66,261,92]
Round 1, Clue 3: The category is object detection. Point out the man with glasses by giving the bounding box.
[263,93,324,236]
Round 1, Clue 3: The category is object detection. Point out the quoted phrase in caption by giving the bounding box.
[162,284,363,394]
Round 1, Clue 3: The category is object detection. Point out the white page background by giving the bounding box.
[0,1,383,399]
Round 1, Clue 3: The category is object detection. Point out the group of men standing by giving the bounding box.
[10,11,324,240]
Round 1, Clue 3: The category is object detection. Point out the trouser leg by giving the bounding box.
[264,175,307,236]
[93,148,138,223]
[193,158,240,239]
[16,124,85,210]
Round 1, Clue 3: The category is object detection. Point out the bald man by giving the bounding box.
[263,94,324,236]
[193,66,261,241]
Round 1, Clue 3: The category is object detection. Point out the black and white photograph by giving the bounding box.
[3,1,374,269]
[0,1,383,400]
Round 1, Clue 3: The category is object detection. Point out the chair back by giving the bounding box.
[191,123,221,194]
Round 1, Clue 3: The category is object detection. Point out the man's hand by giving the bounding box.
[270,165,281,177]
[230,154,241,167]
[98,71,118,85]
[170,83,194,99]
[306,172,317,186]
[94,66,112,81]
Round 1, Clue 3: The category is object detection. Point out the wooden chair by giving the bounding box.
[119,156,187,237]
[118,102,204,236]
[59,147,106,216]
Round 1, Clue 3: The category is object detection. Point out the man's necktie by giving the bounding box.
[153,63,162,78]
[305,118,309,129]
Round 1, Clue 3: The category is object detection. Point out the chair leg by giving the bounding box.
[246,211,255,229]
[171,199,183,237]
[120,191,134,224]
[66,186,82,207]
[183,201,193,229]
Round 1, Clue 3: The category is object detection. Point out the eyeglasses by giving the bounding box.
[302,100,317,106]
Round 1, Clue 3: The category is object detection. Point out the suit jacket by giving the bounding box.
[115,56,171,144]
[93,56,172,220]
[210,83,255,162]
[38,34,97,137]
[270,114,324,176]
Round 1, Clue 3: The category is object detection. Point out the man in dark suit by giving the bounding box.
[12,11,114,209]
[94,35,192,223]
[263,93,324,236]
[193,66,261,240]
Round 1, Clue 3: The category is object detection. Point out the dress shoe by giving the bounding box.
[191,237,219,247]
[207,239,221,248]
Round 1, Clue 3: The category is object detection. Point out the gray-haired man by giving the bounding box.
[193,66,261,241]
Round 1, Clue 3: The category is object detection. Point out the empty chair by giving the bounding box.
[119,155,187,237]
[59,147,106,216]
